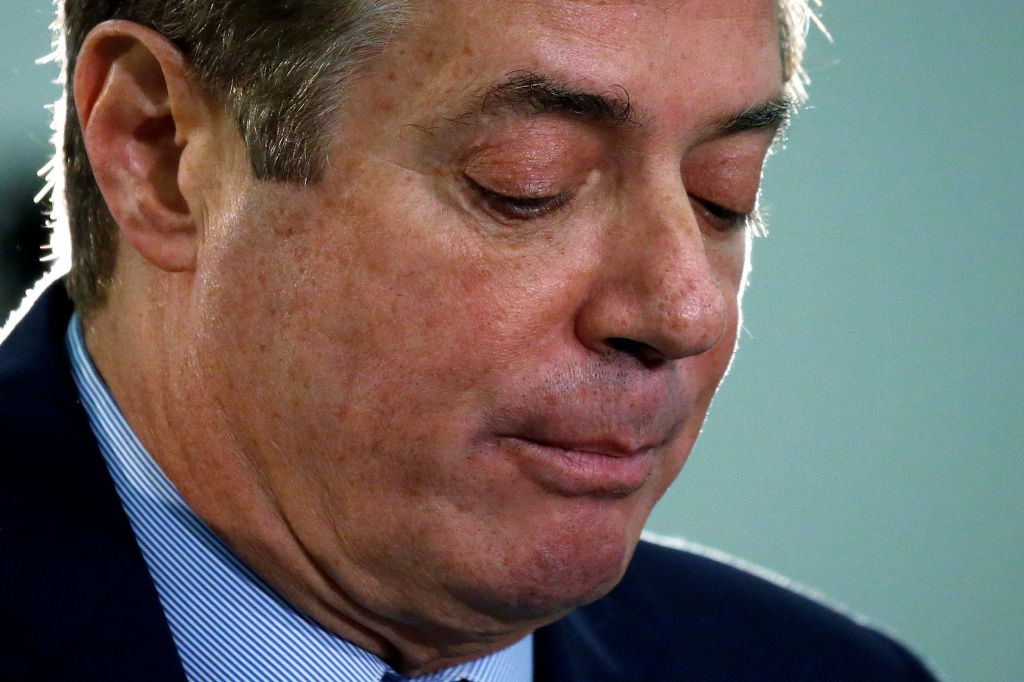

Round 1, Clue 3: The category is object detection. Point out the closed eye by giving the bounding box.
[465,176,572,221]
[691,196,749,232]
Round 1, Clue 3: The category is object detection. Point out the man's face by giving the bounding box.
[189,0,782,642]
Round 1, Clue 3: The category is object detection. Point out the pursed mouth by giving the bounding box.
[501,435,659,498]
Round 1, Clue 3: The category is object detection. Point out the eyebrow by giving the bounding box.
[459,71,794,140]
[713,96,795,138]
[466,71,646,128]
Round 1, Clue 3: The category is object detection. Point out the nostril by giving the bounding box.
[606,337,666,369]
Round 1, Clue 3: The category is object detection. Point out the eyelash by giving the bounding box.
[464,175,747,232]
[465,176,572,221]
[693,197,749,232]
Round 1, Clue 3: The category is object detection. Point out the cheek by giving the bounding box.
[261,170,581,454]
[706,237,746,389]
[656,244,744,473]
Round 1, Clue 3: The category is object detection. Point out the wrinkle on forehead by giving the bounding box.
[526,0,780,46]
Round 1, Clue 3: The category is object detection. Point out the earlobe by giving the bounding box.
[76,21,209,273]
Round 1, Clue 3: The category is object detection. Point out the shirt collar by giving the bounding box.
[66,314,533,682]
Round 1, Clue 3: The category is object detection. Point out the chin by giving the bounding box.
[448,501,643,626]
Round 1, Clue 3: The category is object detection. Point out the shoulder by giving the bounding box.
[535,534,939,682]
[0,280,96,503]
[0,280,86,485]
[0,282,185,682]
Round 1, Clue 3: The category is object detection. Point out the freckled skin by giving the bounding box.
[87,0,783,675]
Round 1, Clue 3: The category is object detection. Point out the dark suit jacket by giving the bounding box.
[1,284,939,681]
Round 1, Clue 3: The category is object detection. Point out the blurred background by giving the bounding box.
[0,0,58,322]
[1,0,1021,680]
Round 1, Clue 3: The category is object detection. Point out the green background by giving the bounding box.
[647,3,1024,681]
[2,1,1021,680]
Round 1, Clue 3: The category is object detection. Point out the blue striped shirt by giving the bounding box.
[67,315,533,682]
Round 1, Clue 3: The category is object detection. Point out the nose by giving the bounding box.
[574,176,733,366]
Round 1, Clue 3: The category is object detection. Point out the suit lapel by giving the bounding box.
[534,610,633,682]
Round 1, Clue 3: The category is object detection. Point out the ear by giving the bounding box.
[75,21,214,273]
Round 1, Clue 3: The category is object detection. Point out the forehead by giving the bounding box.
[456,0,779,48]
[374,0,783,133]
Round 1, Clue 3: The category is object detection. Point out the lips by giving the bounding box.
[485,364,690,497]
[502,435,660,498]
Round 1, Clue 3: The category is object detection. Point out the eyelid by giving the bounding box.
[691,195,750,232]
[464,171,561,200]
[464,174,573,221]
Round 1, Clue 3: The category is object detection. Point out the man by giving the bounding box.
[0,0,939,680]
